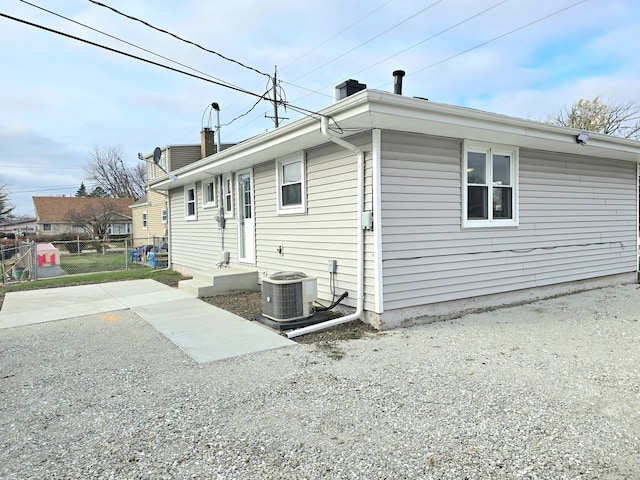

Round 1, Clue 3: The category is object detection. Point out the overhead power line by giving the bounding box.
[87,0,271,78]
[18,0,235,89]
[402,0,589,81]
[289,0,444,84]
[1,11,327,132]
[0,11,267,100]
[282,0,394,71]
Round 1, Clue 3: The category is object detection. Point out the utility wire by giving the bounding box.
[0,11,268,100]
[392,0,589,83]
[18,0,236,89]
[282,0,394,70]
[87,0,271,78]
[352,0,510,79]
[1,12,329,133]
[289,0,444,83]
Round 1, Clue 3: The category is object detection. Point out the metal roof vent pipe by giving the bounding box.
[393,70,405,95]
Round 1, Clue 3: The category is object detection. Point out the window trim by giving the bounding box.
[223,174,234,218]
[462,141,519,228]
[184,183,197,221]
[202,178,217,208]
[42,223,52,232]
[276,152,306,215]
[161,208,167,224]
[142,211,148,230]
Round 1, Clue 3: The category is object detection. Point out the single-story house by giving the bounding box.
[33,196,134,236]
[149,86,640,329]
[0,217,36,236]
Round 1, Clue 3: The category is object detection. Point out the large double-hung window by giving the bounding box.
[463,142,518,228]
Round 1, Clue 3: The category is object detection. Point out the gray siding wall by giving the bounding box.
[380,131,637,311]
[169,146,202,170]
[169,181,238,271]
[253,134,375,310]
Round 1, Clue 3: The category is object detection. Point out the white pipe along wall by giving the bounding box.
[286,116,365,339]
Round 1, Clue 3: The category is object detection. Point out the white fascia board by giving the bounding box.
[149,89,640,192]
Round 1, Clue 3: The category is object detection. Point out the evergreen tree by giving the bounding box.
[88,186,109,197]
[76,182,88,197]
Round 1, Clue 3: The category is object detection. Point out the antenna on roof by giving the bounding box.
[149,147,169,174]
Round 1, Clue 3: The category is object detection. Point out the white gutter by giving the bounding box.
[286,116,365,339]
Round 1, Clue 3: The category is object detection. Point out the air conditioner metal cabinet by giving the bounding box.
[261,272,318,322]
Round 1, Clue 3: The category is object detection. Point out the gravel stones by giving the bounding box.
[1,285,639,479]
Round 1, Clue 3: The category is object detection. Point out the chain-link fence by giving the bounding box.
[1,236,169,285]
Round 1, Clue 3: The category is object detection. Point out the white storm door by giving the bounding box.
[238,170,255,264]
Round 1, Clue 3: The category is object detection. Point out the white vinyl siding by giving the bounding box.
[254,133,375,312]
[169,184,237,271]
[380,131,637,311]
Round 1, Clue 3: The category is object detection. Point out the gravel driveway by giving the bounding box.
[1,284,639,479]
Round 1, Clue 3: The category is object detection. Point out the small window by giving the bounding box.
[42,223,52,232]
[276,152,306,215]
[142,211,148,230]
[185,184,197,220]
[203,179,217,207]
[463,142,518,228]
[161,209,167,224]
[223,174,234,218]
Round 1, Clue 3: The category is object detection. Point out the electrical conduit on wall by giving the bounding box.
[286,116,365,339]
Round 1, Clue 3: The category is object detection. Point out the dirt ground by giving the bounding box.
[200,291,377,343]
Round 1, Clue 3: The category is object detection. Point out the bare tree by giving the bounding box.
[64,199,126,238]
[84,145,146,199]
[552,96,640,140]
[0,177,15,222]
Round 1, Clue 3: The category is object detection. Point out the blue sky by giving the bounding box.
[1,0,639,216]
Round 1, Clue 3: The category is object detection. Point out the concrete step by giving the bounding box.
[178,268,259,298]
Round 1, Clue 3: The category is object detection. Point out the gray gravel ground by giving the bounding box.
[1,284,639,479]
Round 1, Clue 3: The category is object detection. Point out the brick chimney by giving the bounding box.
[201,127,216,158]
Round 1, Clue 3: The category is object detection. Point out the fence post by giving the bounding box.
[76,235,80,255]
[125,238,129,270]
[30,242,38,281]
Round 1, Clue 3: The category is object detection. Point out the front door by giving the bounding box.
[238,170,255,264]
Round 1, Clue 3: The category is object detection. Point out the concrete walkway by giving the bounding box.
[0,279,294,363]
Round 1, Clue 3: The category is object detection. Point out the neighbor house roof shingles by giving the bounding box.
[33,197,135,223]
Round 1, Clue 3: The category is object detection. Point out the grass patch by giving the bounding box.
[1,268,187,294]
[60,252,147,275]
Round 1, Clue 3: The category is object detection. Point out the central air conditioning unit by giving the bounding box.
[261,271,317,322]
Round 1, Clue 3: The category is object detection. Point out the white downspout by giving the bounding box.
[286,116,365,339]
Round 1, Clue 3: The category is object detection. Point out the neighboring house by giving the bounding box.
[0,218,36,236]
[33,196,134,236]
[149,87,640,330]
[131,129,234,242]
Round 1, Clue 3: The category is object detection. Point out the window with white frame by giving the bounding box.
[223,174,234,218]
[203,178,217,207]
[463,142,518,228]
[276,152,306,214]
[42,223,52,232]
[142,211,148,230]
[161,208,167,224]
[185,184,197,220]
